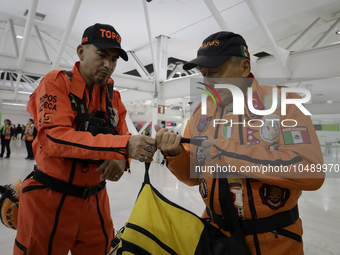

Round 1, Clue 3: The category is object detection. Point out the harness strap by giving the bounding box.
[0,185,19,204]
[32,168,106,200]
[206,204,299,236]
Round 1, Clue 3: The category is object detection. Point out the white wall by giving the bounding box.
[0,106,32,126]
[316,131,340,145]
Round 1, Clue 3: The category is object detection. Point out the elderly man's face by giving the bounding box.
[77,44,120,87]
[199,57,250,105]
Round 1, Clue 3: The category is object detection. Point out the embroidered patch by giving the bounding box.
[195,136,208,165]
[224,104,233,116]
[221,122,235,139]
[199,178,209,200]
[246,114,262,121]
[38,113,55,127]
[244,91,265,120]
[263,93,281,110]
[228,178,244,219]
[250,91,265,110]
[246,127,260,145]
[268,143,279,151]
[196,116,211,135]
[282,126,311,145]
[260,184,290,210]
[108,107,119,128]
[260,114,280,143]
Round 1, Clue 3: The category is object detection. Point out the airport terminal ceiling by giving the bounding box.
[1,0,340,124]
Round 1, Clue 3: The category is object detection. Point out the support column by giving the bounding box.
[150,34,168,138]
[151,33,169,162]
[127,51,150,79]
[138,121,151,134]
[34,25,50,62]
[8,19,19,57]
[245,0,292,78]
[125,112,138,135]
[203,0,229,30]
[52,0,82,70]
[142,0,159,87]
[181,98,188,136]
[287,17,323,50]
[13,74,22,100]
[17,0,39,71]
[156,35,169,83]
[313,18,340,48]
[151,98,165,163]
[1,22,10,53]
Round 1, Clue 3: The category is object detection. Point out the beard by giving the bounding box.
[94,68,112,85]
[94,76,108,85]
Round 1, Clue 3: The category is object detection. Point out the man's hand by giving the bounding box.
[127,135,156,162]
[154,124,183,156]
[96,159,126,181]
[201,139,215,162]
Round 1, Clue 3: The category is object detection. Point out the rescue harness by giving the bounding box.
[32,167,106,200]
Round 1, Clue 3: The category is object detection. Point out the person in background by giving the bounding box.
[16,124,23,140]
[21,124,25,139]
[24,118,37,160]
[12,124,17,140]
[0,119,14,158]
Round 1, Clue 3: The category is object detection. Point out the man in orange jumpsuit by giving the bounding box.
[14,23,156,255]
[155,31,324,255]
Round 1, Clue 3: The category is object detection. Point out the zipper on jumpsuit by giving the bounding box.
[239,113,261,255]
[209,106,225,220]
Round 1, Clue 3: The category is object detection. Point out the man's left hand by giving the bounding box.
[201,139,215,162]
[96,159,126,181]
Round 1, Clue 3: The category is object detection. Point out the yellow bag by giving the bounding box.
[117,162,251,255]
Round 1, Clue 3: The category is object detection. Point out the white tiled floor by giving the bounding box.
[1,142,340,254]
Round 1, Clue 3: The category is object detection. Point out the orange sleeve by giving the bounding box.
[113,89,131,168]
[211,93,324,191]
[166,120,199,186]
[27,71,130,161]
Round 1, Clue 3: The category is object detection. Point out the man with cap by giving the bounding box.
[14,23,156,255]
[155,31,324,254]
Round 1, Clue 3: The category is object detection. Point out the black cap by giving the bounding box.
[183,31,250,70]
[81,23,128,61]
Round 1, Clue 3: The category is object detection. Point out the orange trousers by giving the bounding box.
[14,178,113,255]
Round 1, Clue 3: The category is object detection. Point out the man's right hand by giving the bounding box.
[127,135,156,162]
[154,124,183,156]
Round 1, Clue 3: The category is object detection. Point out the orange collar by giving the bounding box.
[69,62,115,99]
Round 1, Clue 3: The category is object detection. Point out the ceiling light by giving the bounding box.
[16,35,23,39]
[327,100,332,104]
[336,30,340,35]
[2,102,27,106]
[23,9,46,21]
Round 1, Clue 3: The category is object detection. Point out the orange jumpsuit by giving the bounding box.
[14,62,131,255]
[165,76,324,255]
